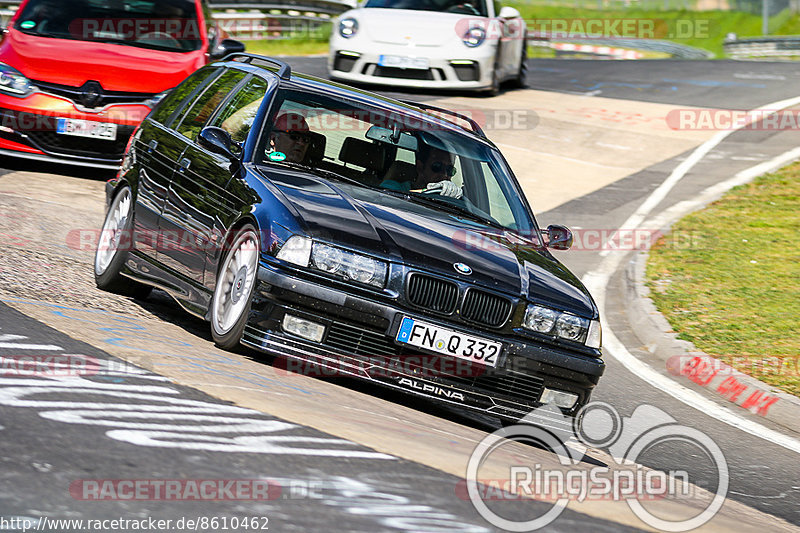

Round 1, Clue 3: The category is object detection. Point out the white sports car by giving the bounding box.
[328,0,527,94]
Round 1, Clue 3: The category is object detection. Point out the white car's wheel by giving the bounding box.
[511,44,528,89]
[211,225,260,350]
[485,57,501,97]
[94,185,151,298]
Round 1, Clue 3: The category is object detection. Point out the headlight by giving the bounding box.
[339,18,358,39]
[0,63,35,97]
[524,305,557,333]
[524,303,601,348]
[276,235,312,266]
[311,242,386,288]
[462,26,486,47]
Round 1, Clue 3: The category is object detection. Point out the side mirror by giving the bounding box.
[543,224,573,251]
[210,38,246,60]
[198,127,239,160]
[498,6,520,18]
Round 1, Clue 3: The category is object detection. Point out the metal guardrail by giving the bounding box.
[532,36,714,59]
[724,36,800,58]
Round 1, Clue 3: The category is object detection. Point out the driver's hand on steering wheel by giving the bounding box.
[425,180,463,199]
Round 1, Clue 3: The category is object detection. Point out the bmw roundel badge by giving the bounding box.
[454,262,472,275]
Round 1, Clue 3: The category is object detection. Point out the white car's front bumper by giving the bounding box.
[328,40,498,91]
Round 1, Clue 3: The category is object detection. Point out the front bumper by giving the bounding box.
[0,92,149,169]
[328,40,497,90]
[244,259,604,423]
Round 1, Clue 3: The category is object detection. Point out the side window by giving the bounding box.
[478,160,515,227]
[149,67,219,126]
[175,69,247,141]
[211,77,268,144]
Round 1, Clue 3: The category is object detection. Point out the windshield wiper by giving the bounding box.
[407,193,505,229]
[276,161,368,188]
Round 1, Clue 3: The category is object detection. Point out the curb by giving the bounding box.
[625,248,800,436]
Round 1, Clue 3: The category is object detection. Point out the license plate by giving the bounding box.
[396,316,501,367]
[56,118,117,140]
[378,55,429,70]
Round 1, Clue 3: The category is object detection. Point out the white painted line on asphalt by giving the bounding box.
[582,94,800,455]
[598,94,800,258]
[0,333,63,351]
[0,342,63,351]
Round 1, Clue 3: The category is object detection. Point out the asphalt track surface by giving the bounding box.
[1,59,799,532]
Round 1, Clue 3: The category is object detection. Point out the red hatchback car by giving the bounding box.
[0,0,243,169]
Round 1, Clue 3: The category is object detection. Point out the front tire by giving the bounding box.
[485,59,501,97]
[511,43,528,89]
[211,225,260,350]
[94,185,151,299]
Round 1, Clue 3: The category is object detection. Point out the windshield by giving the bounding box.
[363,0,488,17]
[14,0,202,52]
[257,89,534,234]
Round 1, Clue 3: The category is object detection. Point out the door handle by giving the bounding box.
[147,140,158,153]
[179,158,191,172]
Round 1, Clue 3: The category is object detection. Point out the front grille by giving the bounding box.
[452,63,479,81]
[333,53,358,73]
[324,321,542,404]
[461,288,513,328]
[441,370,544,403]
[27,127,134,159]
[249,319,543,407]
[325,321,397,357]
[31,79,155,109]
[372,66,435,80]
[406,273,458,314]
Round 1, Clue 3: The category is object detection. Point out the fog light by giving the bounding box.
[540,388,578,409]
[282,314,325,343]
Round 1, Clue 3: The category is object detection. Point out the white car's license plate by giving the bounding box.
[396,316,501,367]
[56,118,117,140]
[378,55,429,70]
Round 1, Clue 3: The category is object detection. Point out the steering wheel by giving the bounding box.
[136,31,181,48]
[445,3,481,15]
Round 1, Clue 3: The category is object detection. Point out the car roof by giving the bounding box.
[215,53,495,148]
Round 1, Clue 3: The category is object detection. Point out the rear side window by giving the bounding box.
[175,69,247,141]
[149,67,219,126]
[211,77,268,144]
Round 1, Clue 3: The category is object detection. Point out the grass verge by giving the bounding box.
[506,3,800,57]
[646,163,800,397]
[243,24,331,57]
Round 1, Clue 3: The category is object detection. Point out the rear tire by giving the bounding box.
[210,225,260,351]
[94,185,152,299]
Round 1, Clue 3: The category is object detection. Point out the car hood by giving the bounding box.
[346,8,471,47]
[265,171,596,318]
[0,30,206,92]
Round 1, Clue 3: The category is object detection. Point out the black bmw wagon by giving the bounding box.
[96,54,604,429]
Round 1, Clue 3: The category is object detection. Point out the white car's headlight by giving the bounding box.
[339,18,359,39]
[524,304,601,348]
[0,63,35,97]
[312,242,386,288]
[462,26,486,47]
